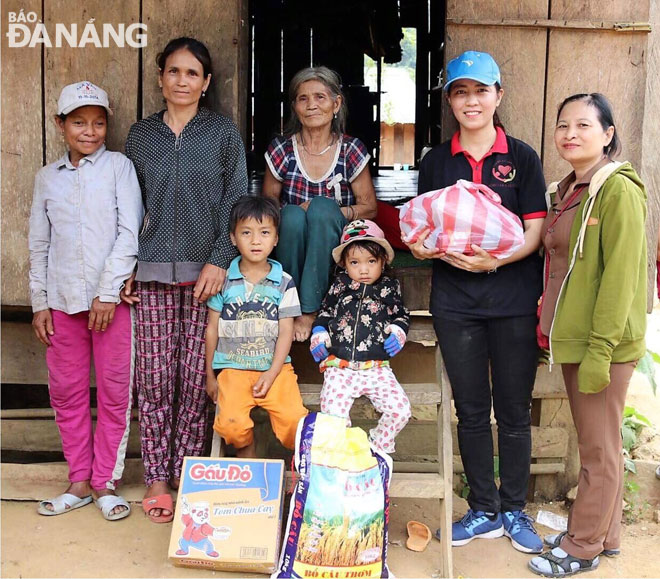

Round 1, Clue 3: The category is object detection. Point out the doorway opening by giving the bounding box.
[247,0,446,199]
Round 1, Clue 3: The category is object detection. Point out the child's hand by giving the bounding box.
[206,373,219,403]
[310,326,330,362]
[32,309,54,346]
[253,370,276,398]
[120,273,140,305]
[88,298,116,332]
[384,324,407,357]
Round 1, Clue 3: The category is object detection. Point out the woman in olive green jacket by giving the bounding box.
[530,94,647,577]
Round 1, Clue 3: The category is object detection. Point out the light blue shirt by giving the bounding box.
[28,145,144,314]
[207,257,301,371]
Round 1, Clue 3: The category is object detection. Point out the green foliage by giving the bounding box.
[634,350,658,395]
[459,473,470,499]
[390,28,417,70]
[621,405,651,453]
[623,471,650,524]
[458,457,499,500]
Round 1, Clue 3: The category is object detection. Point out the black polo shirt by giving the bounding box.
[418,128,547,319]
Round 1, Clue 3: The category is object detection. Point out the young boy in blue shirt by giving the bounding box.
[205,196,307,457]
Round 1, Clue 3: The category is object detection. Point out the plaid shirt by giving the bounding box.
[265,134,370,207]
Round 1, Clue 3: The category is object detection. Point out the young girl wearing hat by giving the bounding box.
[29,81,143,521]
[405,51,547,552]
[310,219,411,453]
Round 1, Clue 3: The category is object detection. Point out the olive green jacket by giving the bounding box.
[547,161,647,393]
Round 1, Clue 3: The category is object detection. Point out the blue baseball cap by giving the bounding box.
[443,51,501,92]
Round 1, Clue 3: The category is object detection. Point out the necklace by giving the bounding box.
[300,136,335,156]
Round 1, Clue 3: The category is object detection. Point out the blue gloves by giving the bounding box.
[310,324,407,361]
[384,324,407,357]
[310,326,330,362]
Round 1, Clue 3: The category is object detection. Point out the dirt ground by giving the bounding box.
[3,312,660,578]
[2,494,660,578]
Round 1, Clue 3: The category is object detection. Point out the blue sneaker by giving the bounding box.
[450,509,504,546]
[502,510,543,553]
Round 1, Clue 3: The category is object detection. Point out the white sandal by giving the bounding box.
[95,494,131,521]
[37,493,93,516]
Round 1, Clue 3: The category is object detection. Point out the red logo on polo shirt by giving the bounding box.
[493,162,516,183]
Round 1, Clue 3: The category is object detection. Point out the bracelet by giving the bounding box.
[487,259,499,274]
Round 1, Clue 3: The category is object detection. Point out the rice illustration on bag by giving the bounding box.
[274,413,393,578]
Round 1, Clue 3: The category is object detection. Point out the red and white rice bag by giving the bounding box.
[399,179,524,258]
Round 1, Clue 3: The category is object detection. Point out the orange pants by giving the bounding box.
[213,363,307,450]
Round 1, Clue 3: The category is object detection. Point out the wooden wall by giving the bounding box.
[1,0,248,307]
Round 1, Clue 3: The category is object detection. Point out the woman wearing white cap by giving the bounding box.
[405,51,547,553]
[29,81,143,521]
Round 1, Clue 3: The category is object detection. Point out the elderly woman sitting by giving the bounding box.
[262,66,377,341]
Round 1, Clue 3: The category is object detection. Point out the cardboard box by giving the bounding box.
[168,457,285,574]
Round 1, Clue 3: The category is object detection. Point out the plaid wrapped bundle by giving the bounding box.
[399,179,525,258]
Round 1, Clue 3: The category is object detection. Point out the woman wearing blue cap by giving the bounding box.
[405,51,546,553]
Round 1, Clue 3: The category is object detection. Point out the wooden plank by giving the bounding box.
[542,1,650,182]
[641,0,660,311]
[542,29,649,183]
[1,419,142,454]
[446,18,652,31]
[406,316,437,345]
[436,347,454,579]
[550,0,650,21]
[453,456,565,475]
[534,398,580,498]
[0,317,439,385]
[447,423,568,457]
[142,0,248,133]
[532,365,568,399]
[43,0,139,164]
[1,0,44,307]
[389,473,445,499]
[1,408,139,419]
[380,123,394,166]
[444,0,548,152]
[392,267,432,312]
[1,459,147,501]
[1,321,48,385]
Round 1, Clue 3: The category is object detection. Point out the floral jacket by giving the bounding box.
[315,272,410,362]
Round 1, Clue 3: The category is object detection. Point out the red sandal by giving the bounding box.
[142,493,174,523]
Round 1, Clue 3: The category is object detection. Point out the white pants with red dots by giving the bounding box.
[320,366,411,453]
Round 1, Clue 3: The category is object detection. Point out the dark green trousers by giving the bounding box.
[275,196,346,313]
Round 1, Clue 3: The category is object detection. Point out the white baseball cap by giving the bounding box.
[57,81,113,116]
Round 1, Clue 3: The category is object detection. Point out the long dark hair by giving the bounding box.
[157,37,213,100]
[556,93,621,158]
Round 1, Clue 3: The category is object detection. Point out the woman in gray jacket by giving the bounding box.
[123,37,248,523]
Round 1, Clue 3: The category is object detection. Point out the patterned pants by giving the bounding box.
[135,282,209,486]
[320,366,411,453]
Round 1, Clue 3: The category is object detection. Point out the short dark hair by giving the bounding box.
[556,93,621,158]
[230,196,280,232]
[157,37,213,100]
[340,240,388,266]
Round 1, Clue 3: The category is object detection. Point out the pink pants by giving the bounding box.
[320,366,411,453]
[46,303,133,490]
